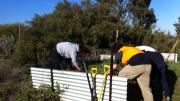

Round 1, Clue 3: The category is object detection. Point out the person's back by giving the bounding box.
[119,46,144,65]
[56,42,79,58]
[136,46,156,52]
[52,42,81,71]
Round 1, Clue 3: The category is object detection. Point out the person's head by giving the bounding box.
[76,43,85,56]
[74,43,80,52]
[78,43,83,53]
[113,42,124,53]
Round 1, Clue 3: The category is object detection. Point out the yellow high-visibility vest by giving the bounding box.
[118,46,144,65]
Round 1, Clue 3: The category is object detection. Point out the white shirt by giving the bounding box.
[56,42,79,67]
[136,45,156,52]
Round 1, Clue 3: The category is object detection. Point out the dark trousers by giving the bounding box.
[52,47,74,70]
[149,62,170,101]
[146,52,170,97]
[158,63,170,96]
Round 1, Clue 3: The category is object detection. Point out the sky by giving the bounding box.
[0,0,180,35]
[150,0,180,35]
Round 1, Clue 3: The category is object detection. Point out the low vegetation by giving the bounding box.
[0,65,60,101]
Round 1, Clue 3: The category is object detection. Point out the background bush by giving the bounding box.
[15,82,60,101]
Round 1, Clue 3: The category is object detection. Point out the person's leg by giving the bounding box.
[118,65,145,79]
[150,63,163,101]
[52,47,62,70]
[63,58,74,70]
[158,63,170,97]
[137,64,153,101]
[119,64,153,101]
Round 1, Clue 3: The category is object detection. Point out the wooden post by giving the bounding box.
[50,66,54,92]
[166,37,179,62]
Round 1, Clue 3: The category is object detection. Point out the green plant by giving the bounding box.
[15,82,60,101]
[87,59,110,74]
[168,61,180,77]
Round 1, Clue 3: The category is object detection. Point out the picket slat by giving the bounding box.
[31,74,51,79]
[53,79,127,91]
[53,73,127,86]
[32,76,51,82]
[31,71,51,76]
[32,82,51,86]
[32,80,51,85]
[31,67,51,72]
[53,70,127,82]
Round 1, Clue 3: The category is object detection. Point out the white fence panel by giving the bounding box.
[53,70,127,101]
[30,67,52,88]
[161,53,178,63]
[100,53,178,63]
[31,67,127,101]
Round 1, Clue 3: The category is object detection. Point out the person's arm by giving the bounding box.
[105,52,123,75]
[75,65,81,71]
[113,51,123,69]
[158,63,170,97]
[70,51,81,71]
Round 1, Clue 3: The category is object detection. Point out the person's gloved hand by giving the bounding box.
[76,66,81,72]
[166,96,171,101]
[81,67,85,72]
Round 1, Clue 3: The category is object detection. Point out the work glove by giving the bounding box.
[166,96,171,101]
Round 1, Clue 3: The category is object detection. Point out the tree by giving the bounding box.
[12,27,45,66]
[174,17,180,36]
[150,29,174,52]
[11,0,159,66]
[0,24,21,56]
[128,0,156,29]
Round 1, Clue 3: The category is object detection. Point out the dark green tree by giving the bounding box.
[128,0,156,29]
[174,17,180,36]
[0,24,23,56]
[11,0,158,66]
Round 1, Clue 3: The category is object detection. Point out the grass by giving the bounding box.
[86,59,110,74]
[168,61,180,77]
[172,78,180,101]
[168,61,180,101]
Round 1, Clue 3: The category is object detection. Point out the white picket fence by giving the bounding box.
[100,53,178,63]
[161,53,178,63]
[31,67,52,87]
[31,67,127,101]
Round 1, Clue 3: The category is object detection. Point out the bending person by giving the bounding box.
[52,42,82,71]
[136,46,170,101]
[113,44,154,101]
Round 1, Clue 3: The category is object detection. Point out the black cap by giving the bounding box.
[113,42,124,53]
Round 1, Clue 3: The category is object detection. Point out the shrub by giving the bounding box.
[15,82,60,101]
[168,61,180,77]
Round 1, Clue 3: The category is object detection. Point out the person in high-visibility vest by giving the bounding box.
[113,44,153,101]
